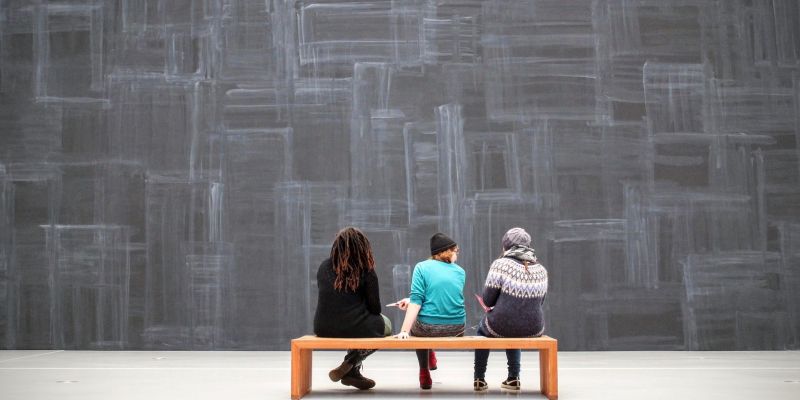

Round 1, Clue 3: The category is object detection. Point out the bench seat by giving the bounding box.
[290,335,558,399]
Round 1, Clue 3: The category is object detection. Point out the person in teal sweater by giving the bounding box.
[393,233,466,390]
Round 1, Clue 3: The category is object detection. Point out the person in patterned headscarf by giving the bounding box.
[472,227,548,393]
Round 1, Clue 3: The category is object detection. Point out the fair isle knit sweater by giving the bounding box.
[481,257,548,337]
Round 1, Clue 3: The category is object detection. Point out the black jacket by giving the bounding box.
[313,258,385,338]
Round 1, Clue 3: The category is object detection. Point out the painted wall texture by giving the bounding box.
[1,0,799,350]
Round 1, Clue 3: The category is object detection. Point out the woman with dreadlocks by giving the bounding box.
[471,227,548,393]
[313,227,391,391]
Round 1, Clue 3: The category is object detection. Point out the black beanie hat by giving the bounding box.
[430,233,457,255]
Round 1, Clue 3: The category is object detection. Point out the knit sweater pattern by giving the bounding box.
[481,257,548,338]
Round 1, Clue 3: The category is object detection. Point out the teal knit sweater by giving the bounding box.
[409,259,466,325]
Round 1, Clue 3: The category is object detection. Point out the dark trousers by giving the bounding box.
[341,314,392,367]
[344,349,377,368]
[473,323,521,379]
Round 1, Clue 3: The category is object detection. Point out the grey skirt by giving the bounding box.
[410,320,465,337]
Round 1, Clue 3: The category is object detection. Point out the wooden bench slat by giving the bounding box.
[292,335,557,350]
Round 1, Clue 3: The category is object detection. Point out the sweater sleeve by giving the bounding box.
[409,264,426,306]
[363,269,381,315]
[541,265,548,305]
[481,260,504,308]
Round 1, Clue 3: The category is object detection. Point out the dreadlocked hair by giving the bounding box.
[330,227,375,292]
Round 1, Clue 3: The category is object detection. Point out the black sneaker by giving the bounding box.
[341,366,376,390]
[500,377,521,393]
[474,378,488,392]
[328,360,353,382]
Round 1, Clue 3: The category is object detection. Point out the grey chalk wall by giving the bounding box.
[1,0,799,351]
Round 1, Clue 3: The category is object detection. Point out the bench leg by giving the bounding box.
[539,347,558,399]
[291,344,312,399]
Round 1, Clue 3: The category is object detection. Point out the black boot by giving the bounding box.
[328,360,353,382]
[340,365,376,390]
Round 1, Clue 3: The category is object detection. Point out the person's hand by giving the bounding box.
[396,298,410,310]
[394,331,409,339]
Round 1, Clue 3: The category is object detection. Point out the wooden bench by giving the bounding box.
[291,335,558,399]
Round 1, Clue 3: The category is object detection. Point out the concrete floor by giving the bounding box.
[1,350,799,399]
